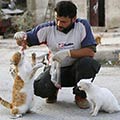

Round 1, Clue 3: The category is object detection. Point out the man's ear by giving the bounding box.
[72,16,77,22]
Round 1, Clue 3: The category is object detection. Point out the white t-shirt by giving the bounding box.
[27,18,96,67]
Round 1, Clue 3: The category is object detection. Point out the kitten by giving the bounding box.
[78,79,120,116]
[95,35,102,45]
[0,51,43,118]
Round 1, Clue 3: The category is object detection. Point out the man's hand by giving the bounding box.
[14,31,27,41]
[52,49,71,63]
[14,31,27,50]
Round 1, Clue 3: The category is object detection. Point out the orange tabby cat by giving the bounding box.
[95,35,102,45]
[0,51,43,118]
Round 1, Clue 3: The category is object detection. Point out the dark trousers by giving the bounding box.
[34,57,101,98]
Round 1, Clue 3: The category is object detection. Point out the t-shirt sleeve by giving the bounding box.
[80,19,96,47]
[26,23,49,46]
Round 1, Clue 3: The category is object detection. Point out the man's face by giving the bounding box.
[55,12,76,32]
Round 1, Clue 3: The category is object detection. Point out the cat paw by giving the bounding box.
[91,112,97,117]
[33,63,43,69]
[89,110,93,114]
[9,114,22,119]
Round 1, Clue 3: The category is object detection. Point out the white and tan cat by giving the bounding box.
[0,51,43,118]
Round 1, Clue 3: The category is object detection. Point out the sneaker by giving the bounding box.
[75,95,90,109]
[46,90,58,103]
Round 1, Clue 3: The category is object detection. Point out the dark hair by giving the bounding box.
[54,1,77,18]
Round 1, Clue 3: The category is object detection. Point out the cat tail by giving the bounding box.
[0,97,12,109]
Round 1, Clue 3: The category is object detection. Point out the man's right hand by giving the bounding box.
[14,31,27,41]
[14,31,27,50]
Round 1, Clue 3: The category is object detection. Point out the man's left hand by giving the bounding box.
[52,49,71,63]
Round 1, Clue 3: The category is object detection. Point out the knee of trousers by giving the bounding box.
[33,79,57,98]
[75,57,101,79]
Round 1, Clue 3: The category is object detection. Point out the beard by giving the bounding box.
[57,23,74,34]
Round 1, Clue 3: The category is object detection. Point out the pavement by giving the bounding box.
[0,32,120,120]
[95,31,120,63]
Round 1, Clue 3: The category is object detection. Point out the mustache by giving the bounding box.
[57,23,74,33]
[57,26,64,29]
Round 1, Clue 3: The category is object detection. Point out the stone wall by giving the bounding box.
[72,0,87,19]
[35,0,48,24]
[105,0,120,29]
[28,0,120,29]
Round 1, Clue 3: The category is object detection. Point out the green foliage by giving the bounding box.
[12,10,36,31]
[0,10,3,19]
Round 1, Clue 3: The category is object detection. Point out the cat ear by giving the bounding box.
[88,79,92,83]
[82,79,92,83]
[85,82,92,89]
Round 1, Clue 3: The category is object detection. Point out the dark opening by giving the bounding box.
[98,0,105,26]
[88,0,105,26]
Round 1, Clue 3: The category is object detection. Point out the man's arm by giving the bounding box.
[70,47,95,58]
[52,45,96,63]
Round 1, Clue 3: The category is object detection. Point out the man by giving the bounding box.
[14,1,101,109]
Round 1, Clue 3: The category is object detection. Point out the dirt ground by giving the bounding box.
[1,38,120,120]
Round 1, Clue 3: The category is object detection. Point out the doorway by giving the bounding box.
[88,0,105,26]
